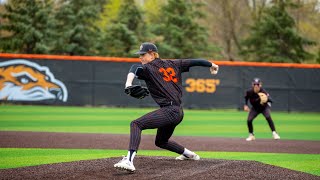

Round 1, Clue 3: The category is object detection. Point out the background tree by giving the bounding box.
[246,0,270,21]
[98,23,138,57]
[142,0,165,25]
[317,49,320,63]
[0,3,6,52]
[0,0,56,54]
[241,0,315,63]
[96,0,122,30]
[151,0,219,59]
[289,0,320,63]
[52,0,101,55]
[117,0,147,41]
[205,0,251,60]
[98,0,145,57]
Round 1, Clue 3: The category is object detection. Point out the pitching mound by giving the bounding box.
[1,156,319,180]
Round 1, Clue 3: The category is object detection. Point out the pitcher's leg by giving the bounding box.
[154,107,199,160]
[129,107,179,151]
[155,125,184,154]
[129,120,143,151]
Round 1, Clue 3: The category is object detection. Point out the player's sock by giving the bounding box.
[182,148,196,158]
[272,131,277,135]
[127,150,136,162]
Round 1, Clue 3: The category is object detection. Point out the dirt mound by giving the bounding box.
[1,131,319,179]
[1,131,319,154]
[1,157,319,180]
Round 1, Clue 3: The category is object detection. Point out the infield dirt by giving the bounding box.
[0,131,319,180]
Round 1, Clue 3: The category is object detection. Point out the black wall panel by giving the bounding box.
[1,58,319,112]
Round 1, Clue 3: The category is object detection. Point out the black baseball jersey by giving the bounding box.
[136,58,192,107]
[244,88,273,111]
[127,58,211,153]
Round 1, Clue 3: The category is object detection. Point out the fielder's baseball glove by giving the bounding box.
[125,85,149,99]
[258,92,268,105]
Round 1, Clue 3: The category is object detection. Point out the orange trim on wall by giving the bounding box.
[212,61,320,69]
[0,53,137,62]
[1,53,320,68]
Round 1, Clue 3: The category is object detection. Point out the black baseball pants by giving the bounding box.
[247,106,276,134]
[129,105,185,154]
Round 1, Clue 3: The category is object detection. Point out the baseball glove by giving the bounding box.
[258,92,268,105]
[125,85,149,99]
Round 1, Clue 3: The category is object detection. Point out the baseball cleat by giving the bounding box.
[176,154,200,160]
[272,132,280,140]
[246,134,255,141]
[114,156,136,172]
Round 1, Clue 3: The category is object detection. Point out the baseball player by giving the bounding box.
[244,78,280,141]
[114,42,219,172]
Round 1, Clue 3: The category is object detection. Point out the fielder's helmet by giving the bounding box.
[252,78,262,85]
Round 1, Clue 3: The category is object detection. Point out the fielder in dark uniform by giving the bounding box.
[114,42,219,172]
[244,78,280,141]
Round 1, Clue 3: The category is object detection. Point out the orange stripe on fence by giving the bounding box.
[212,61,320,69]
[0,53,138,62]
[1,53,320,68]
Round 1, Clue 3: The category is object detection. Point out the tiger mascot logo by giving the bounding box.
[0,59,68,102]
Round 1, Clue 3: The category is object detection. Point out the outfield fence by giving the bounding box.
[1,53,320,112]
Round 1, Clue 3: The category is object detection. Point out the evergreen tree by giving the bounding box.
[152,0,216,59]
[0,0,56,54]
[98,0,144,57]
[317,49,320,64]
[98,23,138,57]
[241,0,315,63]
[117,0,146,41]
[96,0,122,30]
[53,0,101,55]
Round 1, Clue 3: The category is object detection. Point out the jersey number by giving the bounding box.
[159,67,178,83]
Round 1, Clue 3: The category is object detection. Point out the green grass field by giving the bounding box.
[1,105,319,140]
[0,105,319,176]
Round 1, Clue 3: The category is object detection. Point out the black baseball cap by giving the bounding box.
[135,42,158,55]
